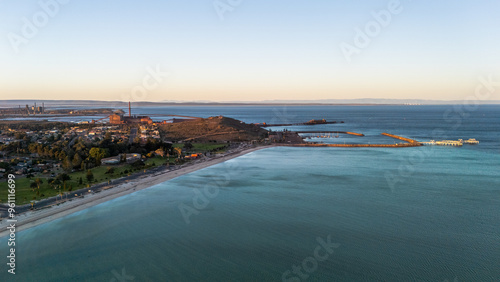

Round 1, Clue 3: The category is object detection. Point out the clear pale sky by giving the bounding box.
[1,0,499,102]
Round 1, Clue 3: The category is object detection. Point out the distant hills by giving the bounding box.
[1,99,499,108]
[258,98,500,105]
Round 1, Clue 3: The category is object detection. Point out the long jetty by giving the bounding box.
[381,133,420,144]
[295,131,365,136]
[258,121,341,127]
[283,143,419,148]
[283,132,422,148]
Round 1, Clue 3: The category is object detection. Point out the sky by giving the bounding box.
[1,0,499,102]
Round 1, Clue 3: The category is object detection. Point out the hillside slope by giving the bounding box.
[160,116,268,142]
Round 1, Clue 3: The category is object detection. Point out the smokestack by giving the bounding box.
[129,101,131,117]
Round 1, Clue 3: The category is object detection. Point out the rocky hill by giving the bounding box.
[159,116,268,142]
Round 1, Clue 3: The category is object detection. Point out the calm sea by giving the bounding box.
[1,105,499,281]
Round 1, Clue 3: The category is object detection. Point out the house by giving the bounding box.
[101,153,142,165]
[124,153,141,163]
[101,156,121,165]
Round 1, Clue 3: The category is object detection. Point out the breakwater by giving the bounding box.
[285,132,422,148]
[381,132,420,144]
[257,120,341,127]
[283,143,420,148]
[295,131,365,136]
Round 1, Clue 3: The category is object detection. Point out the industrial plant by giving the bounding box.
[109,102,153,125]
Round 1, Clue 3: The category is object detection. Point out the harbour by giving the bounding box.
[0,105,498,281]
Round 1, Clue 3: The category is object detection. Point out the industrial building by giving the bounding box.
[0,103,45,116]
[109,102,153,125]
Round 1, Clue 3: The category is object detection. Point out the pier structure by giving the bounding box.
[463,138,479,144]
[421,140,466,146]
[417,138,478,146]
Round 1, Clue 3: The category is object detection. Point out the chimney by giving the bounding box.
[128,101,131,117]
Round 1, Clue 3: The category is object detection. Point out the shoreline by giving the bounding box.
[0,145,272,238]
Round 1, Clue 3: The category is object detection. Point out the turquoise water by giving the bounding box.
[1,106,499,281]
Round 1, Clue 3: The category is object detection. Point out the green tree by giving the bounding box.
[131,160,145,169]
[50,178,61,189]
[0,162,10,170]
[35,178,43,190]
[173,147,182,158]
[184,142,193,150]
[14,132,26,140]
[104,132,112,140]
[72,153,83,169]
[86,170,94,182]
[88,147,107,166]
[62,156,72,171]
[57,173,71,182]
[73,141,86,153]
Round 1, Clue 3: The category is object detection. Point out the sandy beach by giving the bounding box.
[0,145,272,238]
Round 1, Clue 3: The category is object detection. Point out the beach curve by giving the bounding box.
[0,145,273,238]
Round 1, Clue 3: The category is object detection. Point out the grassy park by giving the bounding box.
[0,143,227,205]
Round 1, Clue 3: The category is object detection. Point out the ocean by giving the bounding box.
[1,105,499,281]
